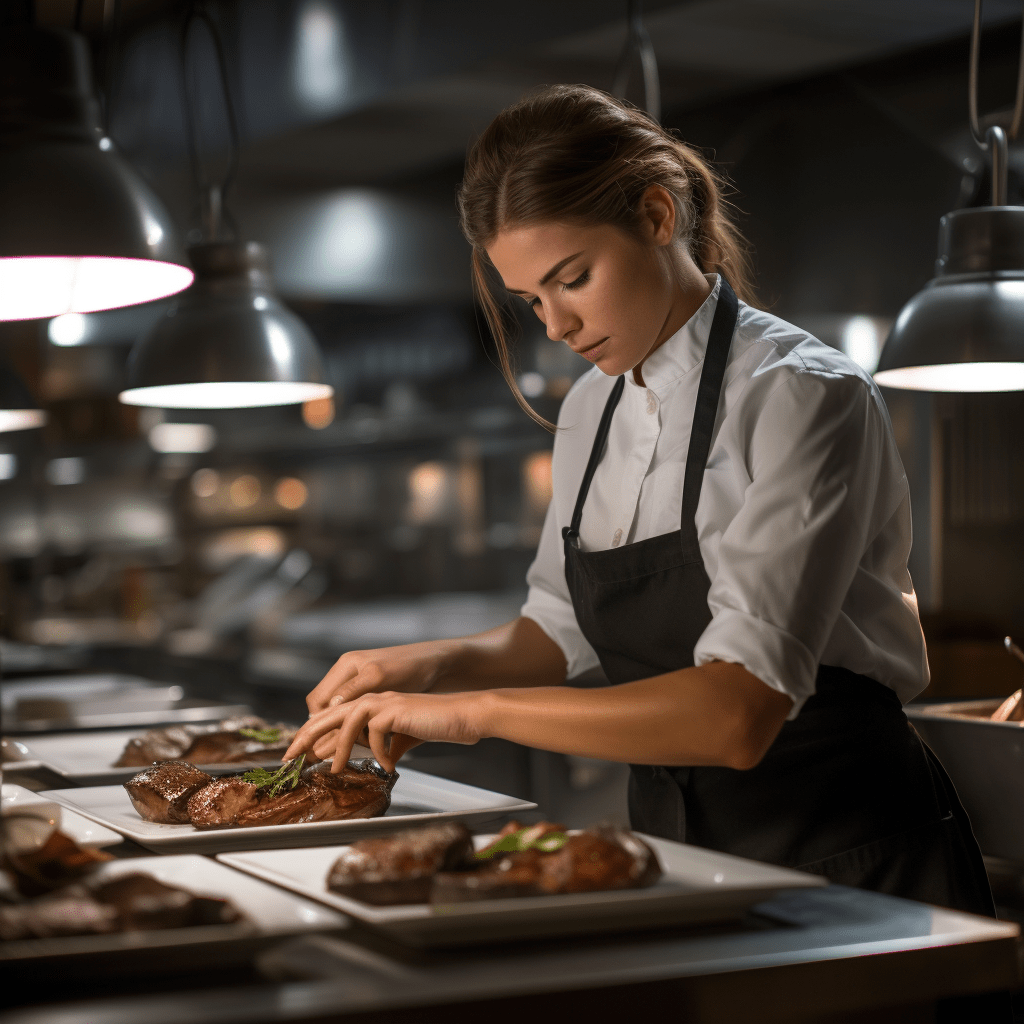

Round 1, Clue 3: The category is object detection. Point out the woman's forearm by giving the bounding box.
[474,661,793,768]
[431,616,568,693]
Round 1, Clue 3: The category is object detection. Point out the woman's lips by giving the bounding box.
[578,338,607,362]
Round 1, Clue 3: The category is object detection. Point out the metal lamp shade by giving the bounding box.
[0,28,192,321]
[875,207,1024,392]
[120,241,333,409]
[0,358,46,433]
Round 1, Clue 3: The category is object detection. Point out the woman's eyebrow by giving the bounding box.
[506,251,585,294]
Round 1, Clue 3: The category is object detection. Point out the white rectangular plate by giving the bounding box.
[218,834,827,947]
[2,783,122,847]
[14,728,292,785]
[2,674,249,733]
[43,770,536,854]
[0,854,344,972]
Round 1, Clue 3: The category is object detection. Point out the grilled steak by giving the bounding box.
[124,761,214,823]
[0,875,245,940]
[431,824,662,903]
[133,757,398,831]
[113,717,297,767]
[186,777,261,829]
[327,822,474,905]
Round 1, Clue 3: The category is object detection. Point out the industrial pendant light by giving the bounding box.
[0,357,46,433]
[874,0,1024,392]
[0,25,193,322]
[120,2,331,410]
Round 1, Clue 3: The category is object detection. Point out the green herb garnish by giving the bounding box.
[475,828,569,860]
[238,727,283,743]
[242,755,305,797]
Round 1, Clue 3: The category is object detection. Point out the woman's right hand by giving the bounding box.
[305,639,455,716]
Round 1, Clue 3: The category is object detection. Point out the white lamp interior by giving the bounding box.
[873,362,1024,392]
[0,409,47,433]
[120,381,334,409]
[0,257,193,321]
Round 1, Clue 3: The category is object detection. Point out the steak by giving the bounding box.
[431,824,662,903]
[113,717,297,767]
[327,822,474,905]
[186,777,261,829]
[127,757,398,831]
[123,761,214,823]
[0,875,245,940]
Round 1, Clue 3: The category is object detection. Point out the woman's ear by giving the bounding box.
[641,184,677,245]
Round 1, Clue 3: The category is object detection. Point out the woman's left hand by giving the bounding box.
[282,690,489,773]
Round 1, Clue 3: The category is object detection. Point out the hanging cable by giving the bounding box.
[73,0,86,32]
[612,0,660,122]
[180,1,240,242]
[967,0,1024,204]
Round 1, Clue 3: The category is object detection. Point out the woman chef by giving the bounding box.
[285,85,993,915]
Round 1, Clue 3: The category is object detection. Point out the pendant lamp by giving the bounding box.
[612,0,660,121]
[119,2,331,410]
[0,27,193,322]
[874,1,1024,392]
[0,357,46,433]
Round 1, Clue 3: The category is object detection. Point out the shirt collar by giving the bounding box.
[625,274,721,392]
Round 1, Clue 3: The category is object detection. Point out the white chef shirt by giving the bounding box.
[521,275,929,718]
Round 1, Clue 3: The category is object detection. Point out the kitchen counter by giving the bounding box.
[1,882,1017,1024]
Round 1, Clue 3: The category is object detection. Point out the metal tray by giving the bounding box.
[906,699,1024,861]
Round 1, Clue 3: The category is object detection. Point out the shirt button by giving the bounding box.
[612,528,623,547]
[646,390,657,415]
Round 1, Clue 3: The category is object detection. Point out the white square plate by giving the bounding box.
[2,783,122,848]
[43,769,536,854]
[218,834,827,947]
[0,854,344,973]
[14,728,291,785]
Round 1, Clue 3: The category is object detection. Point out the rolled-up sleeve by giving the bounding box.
[521,497,602,679]
[694,370,901,716]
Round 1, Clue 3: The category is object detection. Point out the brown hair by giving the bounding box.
[458,84,755,429]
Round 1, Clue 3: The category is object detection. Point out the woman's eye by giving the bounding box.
[561,269,590,292]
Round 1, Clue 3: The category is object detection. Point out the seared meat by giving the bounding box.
[113,717,297,768]
[91,873,245,929]
[327,822,474,905]
[186,777,261,829]
[123,761,214,824]
[0,875,246,940]
[0,888,119,940]
[141,758,398,831]
[431,824,662,903]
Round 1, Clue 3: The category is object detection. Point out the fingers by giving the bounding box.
[388,733,422,762]
[284,705,348,761]
[331,707,373,773]
[326,662,387,708]
[306,657,361,714]
[367,718,395,773]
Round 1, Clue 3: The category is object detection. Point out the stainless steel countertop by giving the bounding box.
[2,885,1017,1024]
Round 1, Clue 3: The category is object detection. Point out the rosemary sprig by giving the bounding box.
[238,727,283,743]
[242,754,305,797]
[475,828,569,860]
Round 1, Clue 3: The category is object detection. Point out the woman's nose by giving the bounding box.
[543,302,580,344]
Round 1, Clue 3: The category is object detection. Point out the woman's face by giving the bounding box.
[485,193,688,378]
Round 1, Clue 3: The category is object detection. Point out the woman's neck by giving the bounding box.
[633,258,713,388]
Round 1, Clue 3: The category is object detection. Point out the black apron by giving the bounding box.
[562,278,994,916]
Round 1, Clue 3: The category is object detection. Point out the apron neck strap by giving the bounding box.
[565,374,625,541]
[679,277,738,537]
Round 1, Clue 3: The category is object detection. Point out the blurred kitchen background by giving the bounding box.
[4,0,1024,823]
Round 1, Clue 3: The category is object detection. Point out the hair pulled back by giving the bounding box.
[458,84,754,428]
